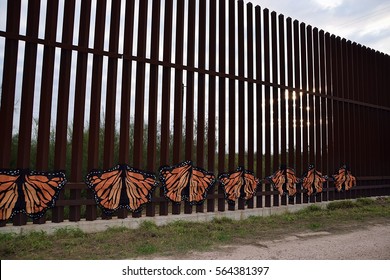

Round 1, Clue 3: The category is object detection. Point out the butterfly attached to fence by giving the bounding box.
[218,167,259,204]
[267,165,299,196]
[332,165,356,192]
[86,164,158,214]
[158,161,216,205]
[0,169,67,221]
[302,165,326,196]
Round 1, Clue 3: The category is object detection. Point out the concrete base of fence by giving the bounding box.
[0,200,340,235]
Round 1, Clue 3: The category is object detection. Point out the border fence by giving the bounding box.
[0,0,389,227]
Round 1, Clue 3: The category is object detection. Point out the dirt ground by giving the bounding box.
[163,223,390,260]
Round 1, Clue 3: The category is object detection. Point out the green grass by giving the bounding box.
[1,197,389,260]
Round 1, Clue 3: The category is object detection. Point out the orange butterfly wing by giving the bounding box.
[219,170,244,203]
[219,168,258,204]
[159,161,192,203]
[285,168,298,196]
[333,166,356,192]
[87,167,123,213]
[124,166,157,211]
[269,167,298,196]
[87,165,157,214]
[269,169,285,196]
[0,171,19,221]
[22,171,67,218]
[302,167,326,196]
[242,172,259,200]
[188,167,215,204]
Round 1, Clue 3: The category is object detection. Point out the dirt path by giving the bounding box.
[167,223,390,260]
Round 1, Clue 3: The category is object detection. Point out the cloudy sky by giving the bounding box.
[248,0,390,55]
[0,0,389,141]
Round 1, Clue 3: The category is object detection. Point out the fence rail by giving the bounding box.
[0,0,389,227]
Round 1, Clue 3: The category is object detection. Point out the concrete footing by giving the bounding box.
[0,201,335,235]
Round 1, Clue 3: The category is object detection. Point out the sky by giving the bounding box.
[248,0,390,55]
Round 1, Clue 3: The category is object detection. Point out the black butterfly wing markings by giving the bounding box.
[188,166,216,205]
[124,166,158,212]
[269,166,298,196]
[302,165,326,196]
[22,170,67,219]
[219,169,243,204]
[159,161,192,204]
[333,165,356,192]
[0,169,66,221]
[86,165,123,214]
[219,167,259,204]
[268,168,285,196]
[86,164,157,214]
[0,170,20,221]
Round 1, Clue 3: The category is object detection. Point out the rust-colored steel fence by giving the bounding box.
[0,0,389,227]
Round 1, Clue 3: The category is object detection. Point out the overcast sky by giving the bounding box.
[0,0,389,141]
[248,0,390,55]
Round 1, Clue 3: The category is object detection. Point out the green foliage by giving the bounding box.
[327,200,356,210]
[0,197,389,259]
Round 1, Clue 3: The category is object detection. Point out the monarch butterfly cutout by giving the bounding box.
[218,167,259,204]
[268,165,299,196]
[86,164,157,214]
[158,161,216,205]
[0,169,66,221]
[302,165,326,196]
[332,165,356,192]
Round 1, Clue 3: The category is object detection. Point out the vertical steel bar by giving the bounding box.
[228,0,236,175]
[246,3,254,209]
[102,0,121,218]
[300,23,309,203]
[271,11,279,207]
[17,0,40,169]
[52,0,76,224]
[319,30,328,201]
[133,0,148,169]
[238,0,245,168]
[279,15,286,166]
[185,0,196,162]
[227,0,236,211]
[264,8,271,208]
[173,0,185,165]
[132,0,148,217]
[172,0,185,215]
[86,0,107,221]
[255,6,263,208]
[279,15,287,206]
[69,0,92,222]
[307,25,315,171]
[0,0,21,169]
[313,28,321,171]
[332,36,341,200]
[218,0,227,212]
[286,17,294,205]
[118,0,135,219]
[293,20,302,204]
[207,0,217,212]
[146,0,161,217]
[14,0,39,226]
[36,0,58,170]
[36,0,59,172]
[313,28,322,202]
[237,0,245,210]
[185,0,196,214]
[119,0,135,165]
[159,0,174,215]
[196,0,207,213]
